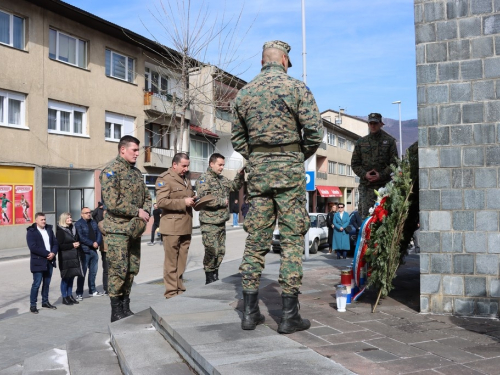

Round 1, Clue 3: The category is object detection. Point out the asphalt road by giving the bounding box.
[0,229,248,320]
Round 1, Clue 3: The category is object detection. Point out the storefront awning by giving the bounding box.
[316,185,342,198]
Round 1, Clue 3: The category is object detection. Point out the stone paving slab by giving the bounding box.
[22,348,69,375]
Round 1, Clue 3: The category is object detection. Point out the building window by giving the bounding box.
[347,165,353,176]
[338,137,346,149]
[145,66,168,95]
[338,163,346,175]
[328,161,336,174]
[346,189,352,205]
[327,131,336,146]
[145,123,170,149]
[49,29,87,68]
[48,100,86,136]
[347,140,354,152]
[190,139,215,172]
[106,49,135,83]
[0,89,26,128]
[0,10,24,50]
[105,112,134,142]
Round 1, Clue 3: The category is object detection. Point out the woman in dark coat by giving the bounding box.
[326,203,337,254]
[56,212,83,305]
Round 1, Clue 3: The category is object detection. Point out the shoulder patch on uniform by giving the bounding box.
[157,182,165,187]
[305,85,311,91]
[106,171,115,177]
[199,180,205,184]
[383,140,388,144]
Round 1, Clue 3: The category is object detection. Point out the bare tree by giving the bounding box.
[134,0,255,155]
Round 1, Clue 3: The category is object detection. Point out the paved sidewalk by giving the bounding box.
[2,247,500,374]
[0,222,242,262]
[234,253,500,375]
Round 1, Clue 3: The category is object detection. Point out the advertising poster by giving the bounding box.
[0,185,14,226]
[14,185,33,224]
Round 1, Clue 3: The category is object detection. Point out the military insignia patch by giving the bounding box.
[383,140,388,144]
[157,182,164,187]
[106,171,114,177]
[199,180,205,184]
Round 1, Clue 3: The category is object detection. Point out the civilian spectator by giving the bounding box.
[75,207,103,299]
[148,203,162,245]
[27,212,58,313]
[333,203,350,259]
[56,212,83,306]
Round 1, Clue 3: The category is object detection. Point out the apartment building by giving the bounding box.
[0,0,245,248]
[311,117,361,213]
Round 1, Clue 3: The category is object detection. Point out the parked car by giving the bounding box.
[271,213,329,254]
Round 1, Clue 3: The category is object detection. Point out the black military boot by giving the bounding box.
[241,290,265,330]
[277,293,311,334]
[213,269,219,281]
[205,271,215,285]
[121,295,134,317]
[110,297,127,322]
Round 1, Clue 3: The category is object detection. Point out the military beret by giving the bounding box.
[368,113,383,124]
[263,40,292,67]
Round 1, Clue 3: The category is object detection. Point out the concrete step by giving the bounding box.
[150,276,355,375]
[0,364,22,375]
[109,309,193,375]
[21,347,68,375]
[66,332,122,375]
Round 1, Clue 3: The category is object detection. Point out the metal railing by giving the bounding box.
[317,172,328,180]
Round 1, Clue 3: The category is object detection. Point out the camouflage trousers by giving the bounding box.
[201,222,226,272]
[106,233,141,297]
[240,159,310,295]
[358,184,383,219]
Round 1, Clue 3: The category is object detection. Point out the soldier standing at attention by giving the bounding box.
[100,135,151,322]
[351,113,398,219]
[232,40,323,334]
[155,153,195,299]
[195,153,244,285]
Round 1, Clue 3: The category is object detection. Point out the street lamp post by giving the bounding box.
[392,101,402,158]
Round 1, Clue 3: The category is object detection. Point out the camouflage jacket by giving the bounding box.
[351,131,398,186]
[195,168,244,225]
[232,62,323,161]
[99,156,152,234]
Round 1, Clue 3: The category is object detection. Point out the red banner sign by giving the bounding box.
[15,185,33,224]
[0,185,14,226]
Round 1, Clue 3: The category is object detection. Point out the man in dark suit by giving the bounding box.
[27,212,59,314]
[75,207,103,299]
[156,153,195,299]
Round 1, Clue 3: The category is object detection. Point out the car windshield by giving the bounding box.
[309,215,317,228]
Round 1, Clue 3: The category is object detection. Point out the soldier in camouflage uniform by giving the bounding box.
[232,40,323,334]
[99,135,151,322]
[351,113,398,219]
[195,153,244,285]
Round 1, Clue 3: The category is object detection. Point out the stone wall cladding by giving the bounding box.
[416,0,500,317]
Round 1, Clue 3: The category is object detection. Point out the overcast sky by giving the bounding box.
[66,0,417,120]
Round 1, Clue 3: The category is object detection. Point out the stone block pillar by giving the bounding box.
[415,0,500,317]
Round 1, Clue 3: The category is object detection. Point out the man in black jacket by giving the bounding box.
[75,207,103,299]
[148,203,162,245]
[27,212,59,313]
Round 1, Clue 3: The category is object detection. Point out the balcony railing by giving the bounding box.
[317,172,328,180]
[144,91,184,107]
[190,156,209,173]
[144,147,175,168]
[319,142,327,150]
[224,157,244,170]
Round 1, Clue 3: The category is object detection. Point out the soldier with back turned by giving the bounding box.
[232,40,323,334]
[351,113,398,219]
[100,135,151,322]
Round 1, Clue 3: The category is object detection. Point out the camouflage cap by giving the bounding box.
[368,113,383,124]
[127,217,147,239]
[263,40,292,67]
